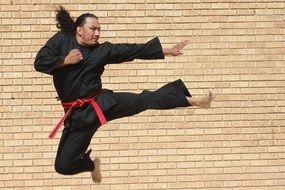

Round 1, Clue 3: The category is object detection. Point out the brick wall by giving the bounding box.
[1,0,285,189]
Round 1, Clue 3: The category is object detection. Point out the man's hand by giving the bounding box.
[63,49,83,65]
[163,40,190,56]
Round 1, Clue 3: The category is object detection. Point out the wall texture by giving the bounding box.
[0,0,285,189]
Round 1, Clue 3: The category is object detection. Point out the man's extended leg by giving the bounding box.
[105,79,215,122]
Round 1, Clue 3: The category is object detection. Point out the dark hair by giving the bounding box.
[55,6,98,34]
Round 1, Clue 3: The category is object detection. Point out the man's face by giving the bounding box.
[76,17,100,46]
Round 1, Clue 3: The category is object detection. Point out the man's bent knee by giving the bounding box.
[54,158,73,175]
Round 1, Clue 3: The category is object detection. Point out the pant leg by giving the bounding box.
[54,120,99,175]
[54,79,191,175]
[106,79,192,121]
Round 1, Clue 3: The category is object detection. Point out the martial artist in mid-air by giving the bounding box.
[34,6,215,183]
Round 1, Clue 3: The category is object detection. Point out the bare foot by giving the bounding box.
[187,87,215,108]
[91,158,102,183]
[198,88,215,108]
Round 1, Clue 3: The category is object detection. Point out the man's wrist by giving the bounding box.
[163,48,172,56]
[56,57,67,68]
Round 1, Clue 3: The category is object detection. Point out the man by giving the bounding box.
[34,6,215,183]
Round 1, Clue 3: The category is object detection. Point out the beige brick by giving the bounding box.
[0,1,285,189]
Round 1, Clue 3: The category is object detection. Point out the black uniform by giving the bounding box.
[34,31,192,175]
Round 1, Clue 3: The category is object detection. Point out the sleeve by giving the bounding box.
[34,32,66,75]
[104,36,165,64]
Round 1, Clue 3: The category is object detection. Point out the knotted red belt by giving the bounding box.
[49,92,106,139]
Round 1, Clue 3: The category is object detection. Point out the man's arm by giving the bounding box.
[97,37,190,66]
[34,32,65,75]
[34,32,83,75]
[102,37,165,65]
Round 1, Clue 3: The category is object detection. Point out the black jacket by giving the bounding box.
[34,32,165,112]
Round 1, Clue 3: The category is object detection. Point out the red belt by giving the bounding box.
[49,92,106,139]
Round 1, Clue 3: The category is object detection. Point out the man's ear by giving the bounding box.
[77,26,82,36]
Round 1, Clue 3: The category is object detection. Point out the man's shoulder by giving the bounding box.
[96,41,114,49]
[52,31,73,40]
[46,31,73,47]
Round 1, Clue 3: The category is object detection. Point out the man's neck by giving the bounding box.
[75,35,87,46]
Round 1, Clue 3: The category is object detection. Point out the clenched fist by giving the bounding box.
[64,49,83,65]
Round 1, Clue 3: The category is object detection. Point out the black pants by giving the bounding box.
[54,79,191,175]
